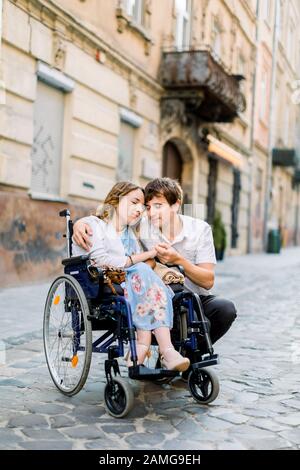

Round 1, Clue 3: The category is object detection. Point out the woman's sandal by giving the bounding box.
[160,347,190,372]
[125,343,150,367]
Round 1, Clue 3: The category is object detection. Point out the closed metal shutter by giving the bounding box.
[31,80,64,197]
[117,121,134,181]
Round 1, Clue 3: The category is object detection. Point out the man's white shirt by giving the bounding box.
[139,214,217,296]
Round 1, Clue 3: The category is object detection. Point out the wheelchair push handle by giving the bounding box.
[59,209,71,218]
[59,209,73,258]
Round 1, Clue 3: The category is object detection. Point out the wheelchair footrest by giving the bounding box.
[192,354,219,370]
[128,365,179,381]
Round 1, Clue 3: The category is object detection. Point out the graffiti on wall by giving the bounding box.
[31,123,55,194]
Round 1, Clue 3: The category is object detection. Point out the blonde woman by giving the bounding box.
[72,181,190,372]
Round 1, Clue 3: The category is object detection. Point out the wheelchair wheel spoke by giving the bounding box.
[44,275,92,396]
[199,374,211,398]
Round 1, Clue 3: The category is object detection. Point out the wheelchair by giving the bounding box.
[43,210,220,418]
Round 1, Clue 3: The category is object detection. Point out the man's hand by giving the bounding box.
[155,242,181,265]
[73,220,93,251]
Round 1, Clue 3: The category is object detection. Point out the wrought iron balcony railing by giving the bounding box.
[160,45,246,123]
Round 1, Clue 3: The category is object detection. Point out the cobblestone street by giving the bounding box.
[0,248,300,450]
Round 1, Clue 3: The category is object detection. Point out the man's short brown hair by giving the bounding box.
[144,177,183,206]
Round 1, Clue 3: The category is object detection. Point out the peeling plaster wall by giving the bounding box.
[0,191,92,287]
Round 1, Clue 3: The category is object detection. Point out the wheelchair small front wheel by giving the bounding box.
[188,368,219,405]
[43,275,92,396]
[104,376,134,418]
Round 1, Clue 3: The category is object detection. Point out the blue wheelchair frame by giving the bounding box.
[60,209,219,383]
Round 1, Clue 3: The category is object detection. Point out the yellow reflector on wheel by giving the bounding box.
[71,355,78,368]
[54,295,60,305]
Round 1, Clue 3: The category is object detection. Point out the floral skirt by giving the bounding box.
[122,262,174,331]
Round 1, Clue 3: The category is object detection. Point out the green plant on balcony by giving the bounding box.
[212,210,227,261]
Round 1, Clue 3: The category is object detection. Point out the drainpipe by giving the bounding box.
[295,185,300,245]
[263,0,280,251]
[247,0,260,253]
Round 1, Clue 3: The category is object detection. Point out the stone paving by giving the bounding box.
[0,247,300,450]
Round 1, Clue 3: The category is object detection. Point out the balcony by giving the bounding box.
[272,148,299,167]
[160,46,246,123]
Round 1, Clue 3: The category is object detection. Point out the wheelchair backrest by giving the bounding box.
[59,210,103,300]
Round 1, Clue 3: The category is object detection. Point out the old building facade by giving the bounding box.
[251,0,300,252]
[0,0,299,286]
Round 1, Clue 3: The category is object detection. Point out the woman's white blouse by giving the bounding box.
[72,216,128,268]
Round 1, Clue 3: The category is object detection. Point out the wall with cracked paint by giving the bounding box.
[0,191,92,287]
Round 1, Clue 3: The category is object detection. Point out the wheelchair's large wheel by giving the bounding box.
[188,368,219,404]
[104,376,134,418]
[43,275,92,396]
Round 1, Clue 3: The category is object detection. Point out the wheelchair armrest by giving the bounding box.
[62,255,90,267]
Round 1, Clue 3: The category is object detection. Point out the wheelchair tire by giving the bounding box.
[43,274,92,396]
[104,376,134,418]
[188,367,219,405]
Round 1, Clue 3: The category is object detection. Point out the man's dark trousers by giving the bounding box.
[198,295,237,350]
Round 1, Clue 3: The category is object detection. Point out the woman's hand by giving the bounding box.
[147,248,157,259]
[73,220,93,250]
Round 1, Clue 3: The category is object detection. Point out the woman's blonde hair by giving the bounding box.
[96,181,144,222]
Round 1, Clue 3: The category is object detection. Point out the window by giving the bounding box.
[206,157,218,226]
[278,0,282,39]
[117,121,136,181]
[259,71,267,121]
[125,0,145,25]
[116,0,152,54]
[287,20,295,63]
[284,105,290,145]
[237,54,245,75]
[175,0,191,50]
[262,0,271,22]
[31,80,65,198]
[212,19,222,58]
[237,53,246,94]
[231,169,241,248]
[256,167,263,190]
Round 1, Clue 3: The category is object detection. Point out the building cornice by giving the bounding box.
[239,0,257,23]
[10,0,163,100]
[277,41,299,81]
[254,139,268,156]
